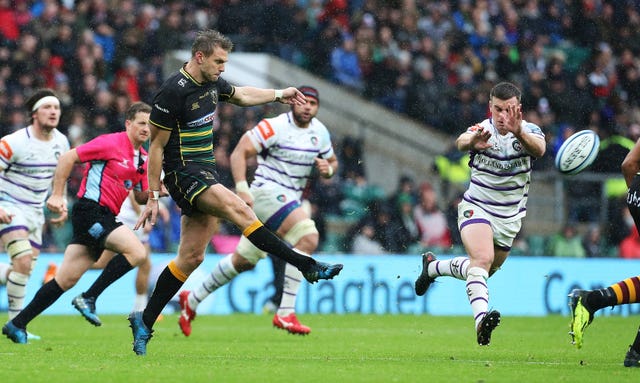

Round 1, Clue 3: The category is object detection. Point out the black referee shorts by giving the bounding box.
[69,198,123,261]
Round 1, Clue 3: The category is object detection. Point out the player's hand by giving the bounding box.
[278,87,307,105]
[470,127,492,150]
[505,103,523,135]
[135,202,158,230]
[0,207,14,224]
[46,195,68,227]
[315,158,334,178]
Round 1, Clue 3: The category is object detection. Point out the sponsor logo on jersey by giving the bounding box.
[310,136,318,146]
[463,209,474,218]
[0,140,12,159]
[124,180,133,189]
[277,194,287,202]
[256,120,275,140]
[154,103,170,114]
[186,113,215,128]
[191,102,200,110]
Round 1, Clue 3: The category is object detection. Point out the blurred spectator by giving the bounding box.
[413,182,451,250]
[330,34,363,93]
[583,224,605,258]
[351,221,385,255]
[546,224,586,258]
[620,225,640,259]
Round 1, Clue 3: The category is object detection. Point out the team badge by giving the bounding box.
[124,180,133,189]
[463,209,474,218]
[277,194,287,202]
[310,136,318,146]
[512,140,522,152]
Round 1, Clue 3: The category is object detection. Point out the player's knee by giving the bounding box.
[233,252,256,272]
[283,219,318,253]
[7,238,33,273]
[56,272,80,291]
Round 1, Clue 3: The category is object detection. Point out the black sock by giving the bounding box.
[84,254,134,300]
[12,279,64,329]
[268,254,286,305]
[245,225,313,271]
[632,326,640,353]
[143,266,183,329]
[586,287,617,311]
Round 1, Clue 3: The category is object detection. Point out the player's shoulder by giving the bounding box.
[522,120,545,136]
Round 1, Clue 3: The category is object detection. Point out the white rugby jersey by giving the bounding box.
[0,126,70,208]
[463,118,545,222]
[247,112,335,199]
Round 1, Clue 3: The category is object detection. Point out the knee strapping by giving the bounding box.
[7,238,32,260]
[236,236,266,265]
[283,219,318,245]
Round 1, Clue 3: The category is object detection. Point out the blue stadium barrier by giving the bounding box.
[4,254,640,317]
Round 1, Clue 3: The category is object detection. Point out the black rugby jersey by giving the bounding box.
[149,65,234,169]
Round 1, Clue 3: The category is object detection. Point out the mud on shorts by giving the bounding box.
[70,198,122,261]
[163,163,220,216]
[457,199,522,250]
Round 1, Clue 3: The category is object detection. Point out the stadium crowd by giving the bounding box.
[1,0,640,257]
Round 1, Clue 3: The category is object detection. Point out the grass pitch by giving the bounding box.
[0,313,638,382]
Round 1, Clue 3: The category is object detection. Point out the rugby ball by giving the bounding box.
[554,130,599,175]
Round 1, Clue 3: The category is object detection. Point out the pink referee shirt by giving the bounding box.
[75,132,148,215]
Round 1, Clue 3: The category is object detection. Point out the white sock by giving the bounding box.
[466,266,490,330]
[133,293,148,312]
[190,254,238,310]
[7,271,29,320]
[277,262,303,317]
[428,257,469,280]
[0,263,10,285]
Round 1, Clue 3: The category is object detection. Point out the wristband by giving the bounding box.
[326,165,334,177]
[235,180,250,194]
[274,89,284,102]
[148,190,160,200]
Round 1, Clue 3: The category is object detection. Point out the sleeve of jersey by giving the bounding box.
[524,122,545,138]
[318,127,335,159]
[76,135,111,163]
[216,78,234,101]
[0,137,16,170]
[149,87,179,131]
[249,119,277,151]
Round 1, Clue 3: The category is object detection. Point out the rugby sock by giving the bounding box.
[243,221,314,271]
[277,263,303,317]
[587,277,640,310]
[11,278,64,329]
[632,326,640,353]
[84,254,133,300]
[190,254,238,310]
[133,294,148,312]
[429,257,469,281]
[142,261,186,329]
[269,254,286,306]
[466,266,490,330]
[7,271,29,320]
[0,262,10,285]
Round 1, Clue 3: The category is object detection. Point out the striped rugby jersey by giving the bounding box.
[463,118,545,222]
[0,126,69,209]
[247,111,334,198]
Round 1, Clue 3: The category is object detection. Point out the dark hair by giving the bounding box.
[191,29,234,57]
[490,82,521,102]
[125,101,151,121]
[25,88,58,113]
